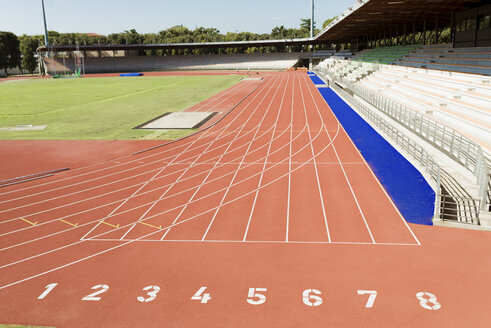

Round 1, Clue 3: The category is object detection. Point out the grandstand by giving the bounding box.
[42,52,303,74]
[311,0,491,228]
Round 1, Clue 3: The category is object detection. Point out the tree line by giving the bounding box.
[1,18,332,76]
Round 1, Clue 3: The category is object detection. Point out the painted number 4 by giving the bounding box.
[191,287,211,303]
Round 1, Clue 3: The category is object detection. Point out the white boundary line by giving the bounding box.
[201,75,290,241]
[82,238,420,246]
[329,89,421,245]
[298,74,332,242]
[0,77,335,272]
[0,79,256,200]
[160,74,289,241]
[242,74,291,242]
[0,81,264,211]
[0,77,281,228]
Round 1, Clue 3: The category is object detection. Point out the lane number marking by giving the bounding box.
[82,284,109,301]
[247,288,267,305]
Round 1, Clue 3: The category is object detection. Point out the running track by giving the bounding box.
[0,71,490,327]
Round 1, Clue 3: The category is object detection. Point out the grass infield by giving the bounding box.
[0,75,242,140]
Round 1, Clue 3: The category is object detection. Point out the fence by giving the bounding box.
[321,66,490,212]
[318,68,486,224]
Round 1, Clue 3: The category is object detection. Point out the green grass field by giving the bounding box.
[0,75,242,140]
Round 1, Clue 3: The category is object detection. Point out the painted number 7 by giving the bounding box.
[357,290,377,308]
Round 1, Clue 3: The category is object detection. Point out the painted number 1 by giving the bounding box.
[37,283,58,300]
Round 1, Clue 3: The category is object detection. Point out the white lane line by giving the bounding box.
[326,130,376,244]
[0,81,256,199]
[203,74,289,241]
[285,73,295,242]
[84,238,420,246]
[0,107,328,271]
[118,131,217,240]
[0,78,279,228]
[242,74,290,242]
[122,76,283,241]
[327,93,421,245]
[0,74,343,290]
[0,114,293,244]
[84,120,215,240]
[0,76,287,251]
[158,105,255,240]
[299,74,331,242]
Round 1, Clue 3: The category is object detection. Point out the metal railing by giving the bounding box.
[321,71,486,224]
[324,69,490,213]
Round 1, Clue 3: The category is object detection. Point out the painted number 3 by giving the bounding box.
[416,292,441,310]
[137,285,160,303]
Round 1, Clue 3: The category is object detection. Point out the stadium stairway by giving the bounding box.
[395,44,491,75]
[313,61,491,229]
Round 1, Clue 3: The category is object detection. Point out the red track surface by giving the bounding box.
[0,71,490,327]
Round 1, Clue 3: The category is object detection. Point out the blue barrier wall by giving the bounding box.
[317,87,435,225]
[308,75,326,85]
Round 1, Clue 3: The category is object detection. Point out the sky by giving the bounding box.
[1,0,355,36]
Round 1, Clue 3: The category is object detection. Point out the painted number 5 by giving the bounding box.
[137,285,160,303]
[303,289,323,307]
[247,288,267,305]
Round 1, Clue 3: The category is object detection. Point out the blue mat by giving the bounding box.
[120,73,144,77]
[317,88,435,225]
[308,74,326,85]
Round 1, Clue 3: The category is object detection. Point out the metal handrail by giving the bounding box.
[321,64,490,211]
[320,69,485,224]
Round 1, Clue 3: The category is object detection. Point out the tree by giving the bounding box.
[300,18,315,34]
[322,16,338,30]
[0,31,21,76]
[19,35,39,74]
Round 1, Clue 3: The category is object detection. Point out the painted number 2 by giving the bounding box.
[416,292,441,310]
[82,284,109,301]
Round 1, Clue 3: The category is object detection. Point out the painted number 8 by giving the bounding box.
[416,292,441,310]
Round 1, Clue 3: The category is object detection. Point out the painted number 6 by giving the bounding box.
[302,289,323,307]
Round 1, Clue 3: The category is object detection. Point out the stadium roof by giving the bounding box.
[37,0,488,53]
[37,38,314,53]
[315,0,487,42]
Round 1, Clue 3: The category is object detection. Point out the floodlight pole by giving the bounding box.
[309,0,315,70]
[41,0,50,56]
[311,0,315,39]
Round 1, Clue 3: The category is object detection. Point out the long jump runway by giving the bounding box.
[0,71,490,327]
